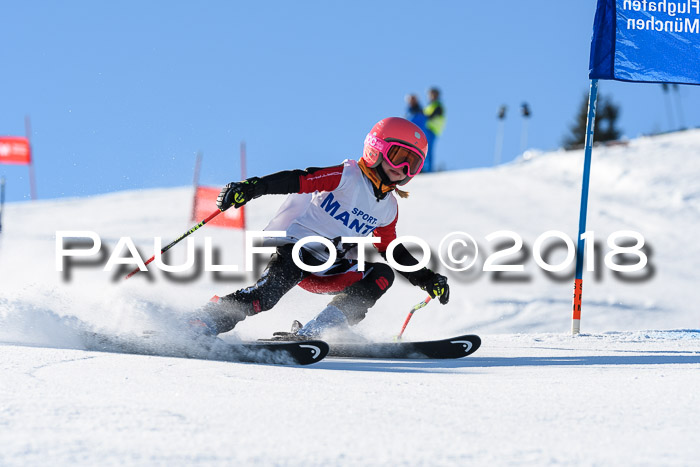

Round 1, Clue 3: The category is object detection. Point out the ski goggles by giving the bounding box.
[364,134,425,177]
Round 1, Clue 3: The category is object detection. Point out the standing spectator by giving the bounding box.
[405,94,427,133]
[423,87,446,173]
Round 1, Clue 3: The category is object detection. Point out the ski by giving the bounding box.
[264,333,481,359]
[329,334,481,359]
[82,331,329,366]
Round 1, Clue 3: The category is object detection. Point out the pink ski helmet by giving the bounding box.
[362,117,428,186]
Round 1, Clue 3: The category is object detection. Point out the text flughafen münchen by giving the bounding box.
[623,0,700,32]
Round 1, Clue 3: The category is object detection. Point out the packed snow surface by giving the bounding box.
[1,130,699,465]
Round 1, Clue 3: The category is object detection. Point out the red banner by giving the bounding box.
[0,137,31,165]
[192,186,245,229]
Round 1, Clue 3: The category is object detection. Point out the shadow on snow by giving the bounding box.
[316,352,700,373]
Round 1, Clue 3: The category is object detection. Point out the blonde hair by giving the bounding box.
[395,188,409,198]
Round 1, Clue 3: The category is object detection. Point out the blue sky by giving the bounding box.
[1,1,699,202]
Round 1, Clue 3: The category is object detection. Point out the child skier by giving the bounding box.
[190,117,450,338]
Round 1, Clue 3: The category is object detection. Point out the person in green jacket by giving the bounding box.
[423,87,446,173]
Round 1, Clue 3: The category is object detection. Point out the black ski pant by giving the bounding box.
[220,244,394,326]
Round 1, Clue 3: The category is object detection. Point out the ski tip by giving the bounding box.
[283,339,330,365]
[449,334,481,357]
[298,339,330,364]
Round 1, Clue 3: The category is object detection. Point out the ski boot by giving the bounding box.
[186,295,247,336]
[295,304,349,339]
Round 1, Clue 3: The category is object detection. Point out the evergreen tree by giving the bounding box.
[563,92,622,149]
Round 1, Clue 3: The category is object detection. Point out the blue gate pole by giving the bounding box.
[572,79,599,335]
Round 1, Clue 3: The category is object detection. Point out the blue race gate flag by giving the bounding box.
[590,0,700,84]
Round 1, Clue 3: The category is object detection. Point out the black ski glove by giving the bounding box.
[416,270,450,305]
[217,177,262,211]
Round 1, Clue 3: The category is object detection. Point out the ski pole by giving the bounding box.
[396,296,432,340]
[124,208,224,280]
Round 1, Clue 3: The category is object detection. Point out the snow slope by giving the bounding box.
[1,130,699,465]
